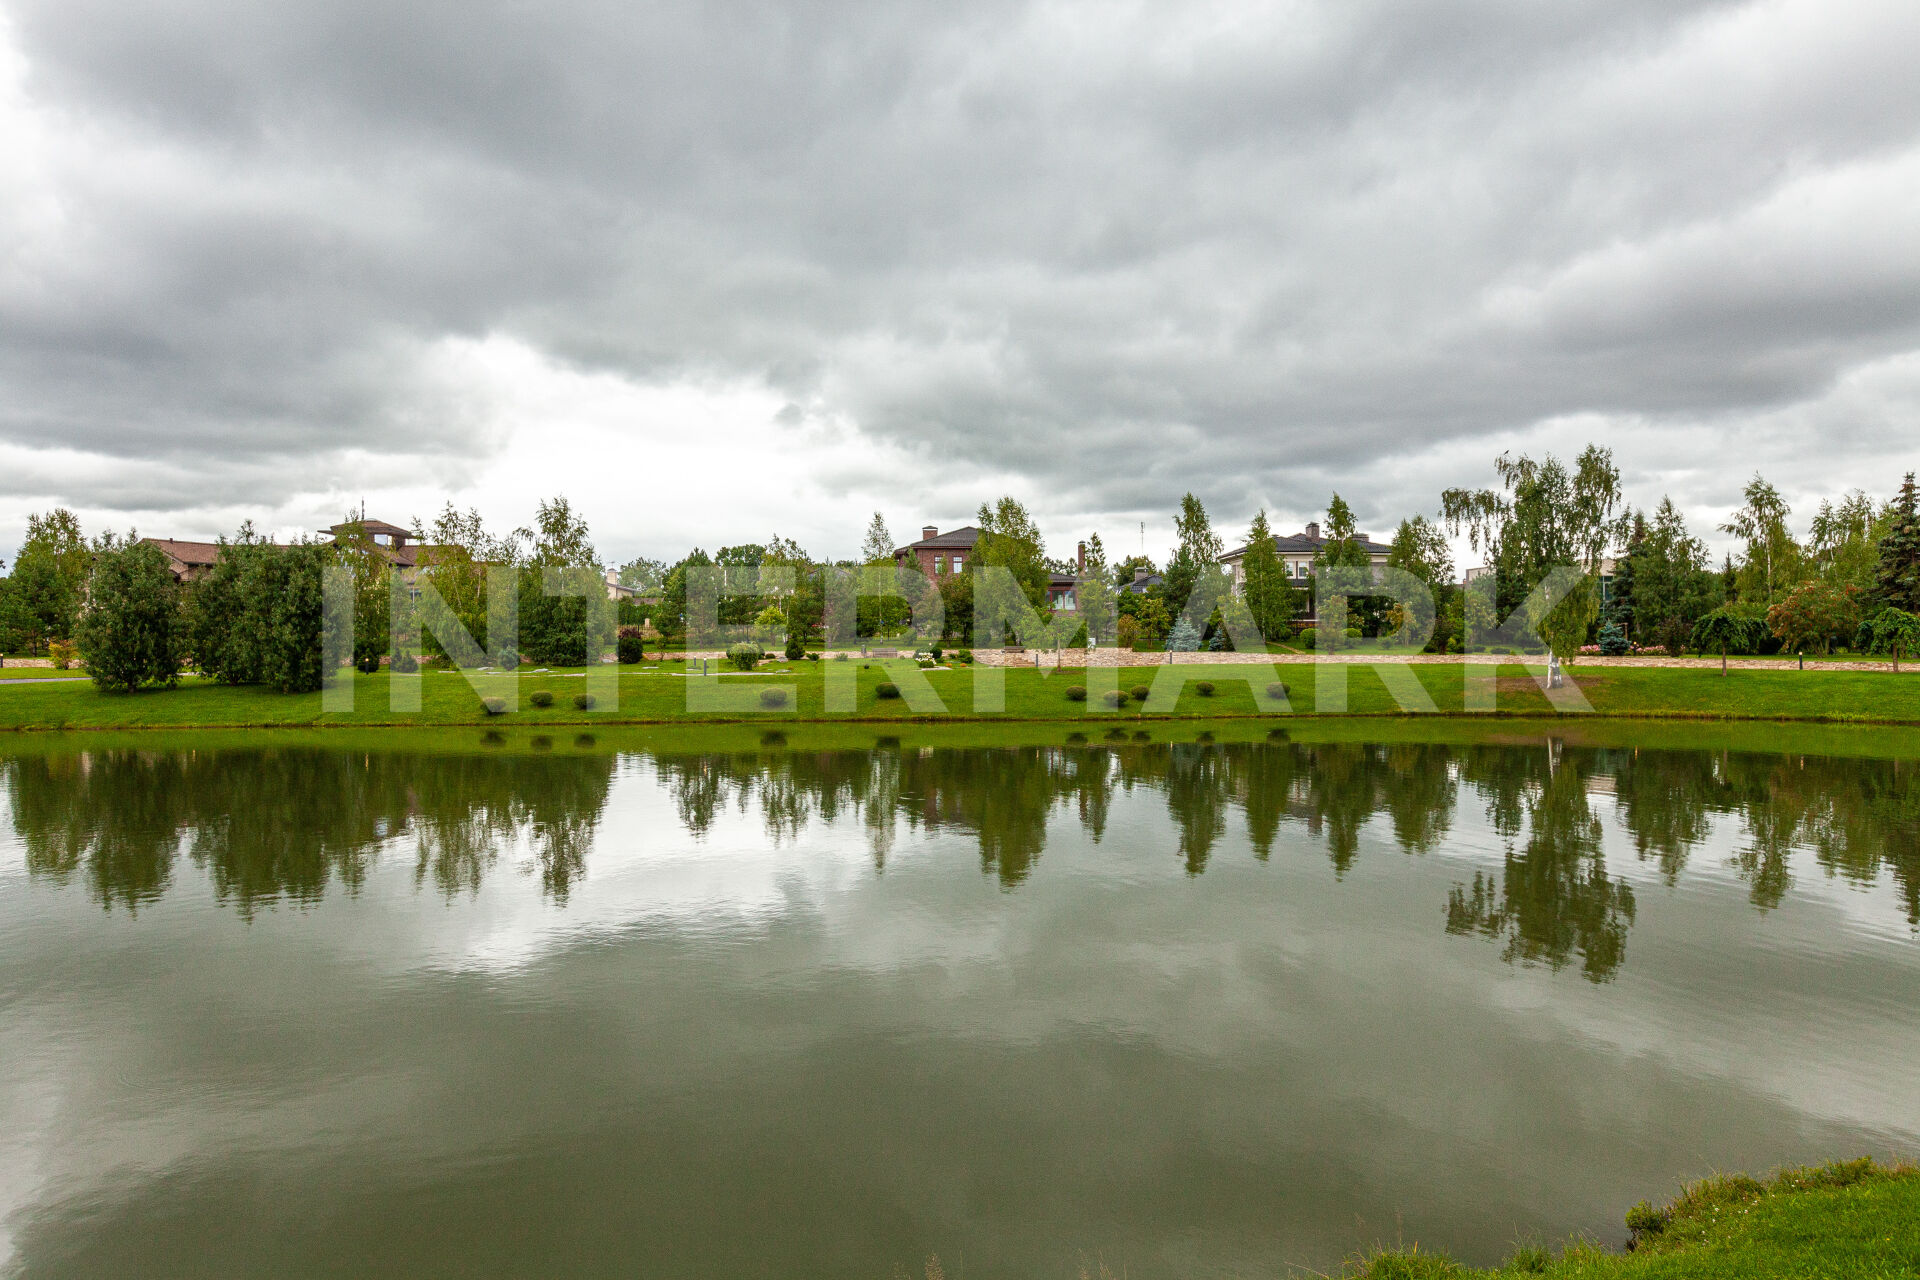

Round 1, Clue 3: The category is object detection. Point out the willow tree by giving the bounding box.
[1442,446,1624,661]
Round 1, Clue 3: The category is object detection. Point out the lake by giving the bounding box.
[2,725,1916,1278]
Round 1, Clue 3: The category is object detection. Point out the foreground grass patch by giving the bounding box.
[1348,1159,1920,1278]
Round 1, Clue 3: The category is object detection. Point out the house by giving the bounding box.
[1217,522,1395,623]
[895,524,1083,614]
[144,539,225,583]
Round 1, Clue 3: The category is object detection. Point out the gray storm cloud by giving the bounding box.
[1,0,1918,547]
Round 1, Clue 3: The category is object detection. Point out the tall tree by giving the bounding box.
[1076,533,1117,645]
[1111,554,1157,590]
[860,513,896,565]
[76,535,184,691]
[1808,490,1881,593]
[1385,514,1454,650]
[1622,498,1716,639]
[1719,473,1800,606]
[1442,446,1625,658]
[1314,494,1370,570]
[1240,510,1296,640]
[9,509,91,650]
[616,556,666,593]
[1874,473,1920,613]
[1162,494,1223,616]
[517,496,605,667]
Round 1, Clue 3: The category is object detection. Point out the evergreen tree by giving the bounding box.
[1161,494,1223,616]
[1076,533,1117,645]
[76,536,184,692]
[1166,615,1202,652]
[8,509,91,651]
[1240,510,1296,640]
[1874,473,1920,613]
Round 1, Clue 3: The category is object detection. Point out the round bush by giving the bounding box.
[1194,680,1214,696]
[356,654,382,675]
[726,642,761,671]
[784,637,805,661]
[1100,690,1127,708]
[833,651,850,662]
[875,681,901,700]
[573,693,596,710]
[1265,681,1290,699]
[616,631,647,664]
[389,653,418,674]
[930,643,944,661]
[1129,684,1151,702]
[1064,685,1087,702]
[480,697,508,716]
[759,687,789,708]
[955,650,973,664]
[529,690,555,708]
[806,652,820,662]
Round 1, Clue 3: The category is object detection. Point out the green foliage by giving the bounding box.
[860,513,895,565]
[574,693,596,710]
[1720,473,1803,606]
[1193,680,1214,696]
[1692,606,1766,667]
[1129,684,1151,701]
[1162,493,1223,615]
[529,690,555,708]
[726,642,761,671]
[874,681,901,700]
[758,687,788,708]
[8,508,91,650]
[785,635,805,661]
[974,497,1051,638]
[1874,473,1920,613]
[1064,685,1087,702]
[615,555,666,593]
[1075,533,1117,644]
[479,697,507,716]
[1266,681,1289,698]
[1443,447,1624,651]
[1166,616,1202,652]
[76,537,184,691]
[1858,607,1920,665]
[617,629,647,664]
[1240,509,1299,641]
[259,544,328,693]
[1597,622,1628,656]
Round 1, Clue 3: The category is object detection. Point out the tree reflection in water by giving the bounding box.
[6,738,1916,975]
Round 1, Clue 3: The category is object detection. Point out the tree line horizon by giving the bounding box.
[3,443,1919,692]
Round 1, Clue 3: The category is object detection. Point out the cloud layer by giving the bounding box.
[2,0,1918,561]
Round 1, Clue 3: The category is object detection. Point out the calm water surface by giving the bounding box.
[1,730,1916,1278]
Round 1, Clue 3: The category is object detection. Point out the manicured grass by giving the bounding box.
[4,659,1920,731]
[1346,1159,1920,1278]
[0,667,89,680]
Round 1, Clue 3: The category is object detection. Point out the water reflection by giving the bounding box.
[7,739,1917,978]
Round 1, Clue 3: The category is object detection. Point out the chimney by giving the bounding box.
[1134,566,1149,583]
[922,525,938,540]
[1305,521,1320,540]
[1077,541,1086,574]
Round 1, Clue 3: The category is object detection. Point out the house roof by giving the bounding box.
[896,526,982,553]
[326,519,412,539]
[1220,530,1393,561]
[144,538,223,567]
[1121,572,1164,594]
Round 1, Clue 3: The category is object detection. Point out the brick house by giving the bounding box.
[894,524,1084,614]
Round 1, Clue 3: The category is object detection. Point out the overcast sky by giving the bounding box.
[2,0,1917,568]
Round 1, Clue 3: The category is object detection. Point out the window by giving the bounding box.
[934,554,945,574]
[951,555,964,572]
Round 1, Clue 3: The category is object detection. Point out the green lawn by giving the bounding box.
[1346,1159,1920,1279]
[4,658,1920,731]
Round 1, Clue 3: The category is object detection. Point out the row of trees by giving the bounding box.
[11,459,1920,681]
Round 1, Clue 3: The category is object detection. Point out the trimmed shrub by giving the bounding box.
[784,637,805,661]
[1100,690,1127,708]
[1194,680,1215,696]
[48,641,75,669]
[833,651,850,661]
[389,652,418,674]
[726,642,761,671]
[573,693,596,710]
[954,649,973,664]
[493,650,521,669]
[929,642,944,661]
[1298,627,1317,651]
[1265,681,1289,699]
[760,687,790,708]
[1129,684,1151,702]
[480,697,507,716]
[617,628,647,664]
[529,690,555,708]
[1597,621,1630,656]
[805,652,819,661]
[1064,685,1087,702]
[875,681,901,700]
[355,653,381,674]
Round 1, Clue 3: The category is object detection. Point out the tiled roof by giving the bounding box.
[1221,531,1392,560]
[143,539,223,566]
[897,526,982,552]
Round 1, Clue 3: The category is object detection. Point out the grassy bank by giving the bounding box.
[5,658,1920,732]
[1346,1159,1919,1278]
